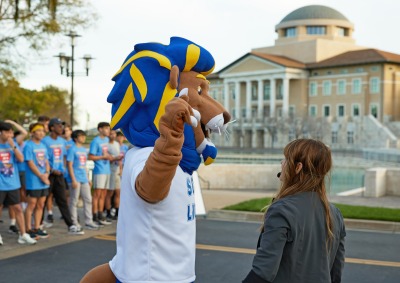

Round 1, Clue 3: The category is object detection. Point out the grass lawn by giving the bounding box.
[223,197,400,222]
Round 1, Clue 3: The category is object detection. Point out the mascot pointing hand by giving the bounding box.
[81,37,231,283]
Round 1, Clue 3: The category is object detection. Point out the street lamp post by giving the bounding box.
[55,31,93,126]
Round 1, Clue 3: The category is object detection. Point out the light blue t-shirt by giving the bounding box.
[24,140,49,190]
[0,143,21,191]
[64,139,74,180]
[42,136,67,173]
[67,144,89,184]
[14,138,26,172]
[89,136,110,175]
[65,139,75,151]
[120,144,129,165]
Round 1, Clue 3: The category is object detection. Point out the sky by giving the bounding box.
[19,0,400,130]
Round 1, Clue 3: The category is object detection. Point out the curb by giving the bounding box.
[206,210,400,233]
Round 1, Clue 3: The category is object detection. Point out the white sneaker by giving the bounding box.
[18,233,37,245]
[42,221,53,228]
[68,225,85,235]
[0,234,3,245]
[85,223,100,230]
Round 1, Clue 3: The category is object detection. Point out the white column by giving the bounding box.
[283,77,290,117]
[270,78,276,118]
[257,80,263,119]
[223,82,229,111]
[246,80,252,119]
[235,81,240,119]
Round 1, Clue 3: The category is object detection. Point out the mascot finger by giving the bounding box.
[178,88,199,127]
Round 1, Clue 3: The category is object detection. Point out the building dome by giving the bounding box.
[280,5,349,23]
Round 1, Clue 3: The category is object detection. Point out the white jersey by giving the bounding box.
[109,146,196,283]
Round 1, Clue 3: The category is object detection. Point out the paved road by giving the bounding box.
[1,219,400,282]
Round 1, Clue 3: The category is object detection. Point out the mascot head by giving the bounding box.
[107,37,231,174]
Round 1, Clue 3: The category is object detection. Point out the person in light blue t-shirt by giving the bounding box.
[67,130,99,231]
[23,122,51,240]
[88,122,113,226]
[4,119,28,236]
[42,118,84,235]
[0,121,37,245]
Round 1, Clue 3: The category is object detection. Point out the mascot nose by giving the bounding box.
[223,111,231,125]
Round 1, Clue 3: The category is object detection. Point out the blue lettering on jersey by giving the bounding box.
[187,177,193,196]
[187,203,196,221]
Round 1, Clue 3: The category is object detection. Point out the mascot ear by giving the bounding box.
[169,65,179,89]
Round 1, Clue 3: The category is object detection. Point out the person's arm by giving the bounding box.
[27,160,50,186]
[8,138,23,162]
[88,143,111,161]
[243,204,290,283]
[5,119,27,144]
[67,160,79,189]
[331,212,346,283]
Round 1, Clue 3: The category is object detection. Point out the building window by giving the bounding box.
[370,77,380,93]
[309,105,317,117]
[251,107,257,117]
[323,80,331,95]
[263,83,270,100]
[370,104,379,118]
[276,84,283,100]
[352,79,362,94]
[231,88,235,99]
[309,82,317,96]
[285,27,296,37]
[347,131,354,144]
[355,67,364,73]
[340,69,348,74]
[251,85,257,101]
[332,131,338,144]
[337,105,345,117]
[323,105,330,117]
[352,104,360,117]
[241,108,246,118]
[337,80,346,95]
[371,66,380,72]
[289,106,295,118]
[277,107,283,117]
[336,27,348,36]
[307,26,326,35]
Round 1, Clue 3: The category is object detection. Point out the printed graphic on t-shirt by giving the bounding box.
[53,147,62,162]
[78,153,86,168]
[36,151,46,168]
[0,151,14,177]
[102,145,108,154]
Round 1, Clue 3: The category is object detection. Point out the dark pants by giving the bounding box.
[47,173,73,227]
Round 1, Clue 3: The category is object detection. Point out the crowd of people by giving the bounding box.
[0,116,128,245]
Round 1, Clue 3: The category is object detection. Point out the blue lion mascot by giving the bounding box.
[81,37,231,283]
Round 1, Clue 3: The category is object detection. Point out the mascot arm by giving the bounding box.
[135,96,193,203]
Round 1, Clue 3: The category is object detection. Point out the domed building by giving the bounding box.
[209,5,400,150]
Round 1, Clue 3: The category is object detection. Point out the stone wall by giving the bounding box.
[364,168,400,197]
[197,163,281,190]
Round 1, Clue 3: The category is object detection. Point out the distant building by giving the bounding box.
[209,5,400,149]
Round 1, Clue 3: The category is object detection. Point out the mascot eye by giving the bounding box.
[197,86,202,95]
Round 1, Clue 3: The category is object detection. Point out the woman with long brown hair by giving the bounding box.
[243,139,346,283]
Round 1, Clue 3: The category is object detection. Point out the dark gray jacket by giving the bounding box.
[243,192,346,283]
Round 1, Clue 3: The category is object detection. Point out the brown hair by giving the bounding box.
[275,139,333,246]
